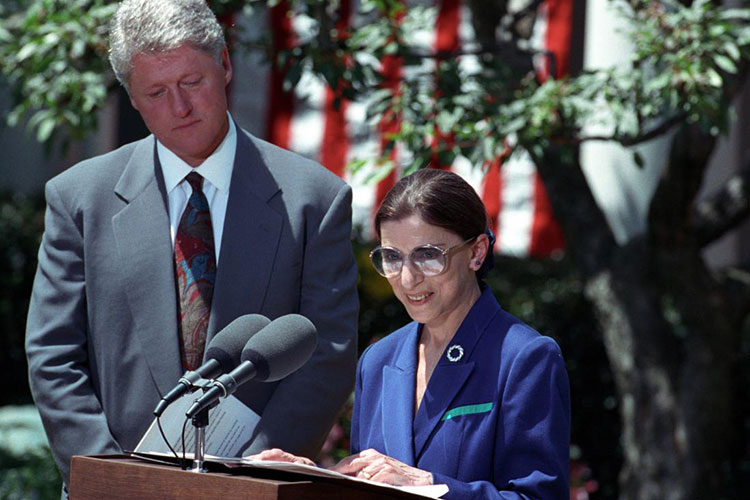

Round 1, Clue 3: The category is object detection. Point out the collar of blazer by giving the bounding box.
[113,129,282,204]
[114,136,165,203]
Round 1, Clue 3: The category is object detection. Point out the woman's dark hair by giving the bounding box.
[375,168,494,279]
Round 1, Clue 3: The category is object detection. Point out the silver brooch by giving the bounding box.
[446,344,464,362]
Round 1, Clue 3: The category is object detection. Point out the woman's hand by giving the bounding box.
[244,448,316,467]
[332,448,433,486]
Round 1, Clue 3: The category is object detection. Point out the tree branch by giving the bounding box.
[575,113,687,147]
[533,144,618,278]
[648,123,717,248]
[693,163,750,248]
[719,265,750,326]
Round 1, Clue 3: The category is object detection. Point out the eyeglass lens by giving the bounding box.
[373,246,447,277]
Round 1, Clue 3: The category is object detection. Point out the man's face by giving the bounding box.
[128,44,233,167]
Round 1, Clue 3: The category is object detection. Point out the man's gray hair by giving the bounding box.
[109,0,226,87]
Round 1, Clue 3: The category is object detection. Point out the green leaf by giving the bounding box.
[719,8,750,21]
[70,38,86,59]
[36,118,55,142]
[15,42,37,62]
[0,27,11,43]
[362,160,396,185]
[705,67,723,87]
[723,42,741,61]
[713,54,737,74]
[435,110,455,134]
[6,107,23,128]
[481,136,495,162]
[42,31,60,46]
[345,158,369,176]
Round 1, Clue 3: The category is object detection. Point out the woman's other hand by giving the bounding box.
[332,448,433,486]
[244,448,316,467]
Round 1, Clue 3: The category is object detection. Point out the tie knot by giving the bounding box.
[185,172,204,193]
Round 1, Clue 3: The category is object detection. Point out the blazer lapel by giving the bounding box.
[112,137,182,395]
[381,324,419,465]
[413,288,499,459]
[413,361,475,460]
[207,129,282,340]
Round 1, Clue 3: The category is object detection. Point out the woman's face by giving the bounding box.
[379,214,485,331]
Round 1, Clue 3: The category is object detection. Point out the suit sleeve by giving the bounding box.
[243,182,359,458]
[349,344,368,455]
[434,337,570,500]
[25,180,121,487]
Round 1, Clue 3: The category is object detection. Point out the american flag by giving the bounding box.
[230,0,570,257]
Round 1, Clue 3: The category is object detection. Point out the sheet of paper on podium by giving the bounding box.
[130,450,449,498]
[221,458,449,498]
[135,393,260,457]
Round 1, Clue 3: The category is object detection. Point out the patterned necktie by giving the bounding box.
[174,172,216,370]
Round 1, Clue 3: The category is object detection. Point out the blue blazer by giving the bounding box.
[351,286,570,500]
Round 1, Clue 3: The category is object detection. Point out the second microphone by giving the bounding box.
[186,314,318,418]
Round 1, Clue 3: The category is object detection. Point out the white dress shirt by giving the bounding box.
[158,113,237,264]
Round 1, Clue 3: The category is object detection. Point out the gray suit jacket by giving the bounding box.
[25,129,359,488]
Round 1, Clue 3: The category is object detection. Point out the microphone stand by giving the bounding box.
[186,398,217,473]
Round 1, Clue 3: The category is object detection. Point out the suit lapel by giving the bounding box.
[413,288,499,459]
[207,129,282,340]
[381,324,419,465]
[112,137,182,394]
[413,361,475,459]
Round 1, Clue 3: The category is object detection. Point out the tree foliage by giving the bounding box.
[0,0,114,144]
[3,1,750,163]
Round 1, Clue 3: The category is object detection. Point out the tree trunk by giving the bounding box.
[534,137,738,499]
[585,243,735,500]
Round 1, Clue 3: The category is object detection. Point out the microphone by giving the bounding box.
[185,314,317,418]
[153,314,271,417]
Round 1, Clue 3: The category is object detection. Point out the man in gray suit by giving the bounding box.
[24,0,358,495]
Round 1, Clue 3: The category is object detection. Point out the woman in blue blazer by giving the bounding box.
[254,169,570,499]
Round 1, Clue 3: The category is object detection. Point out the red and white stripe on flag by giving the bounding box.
[233,0,569,257]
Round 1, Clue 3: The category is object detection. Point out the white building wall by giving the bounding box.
[581,0,749,266]
[580,0,670,245]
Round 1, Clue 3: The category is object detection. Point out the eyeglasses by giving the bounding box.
[369,237,476,278]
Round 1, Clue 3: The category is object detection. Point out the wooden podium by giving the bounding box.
[69,455,430,500]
